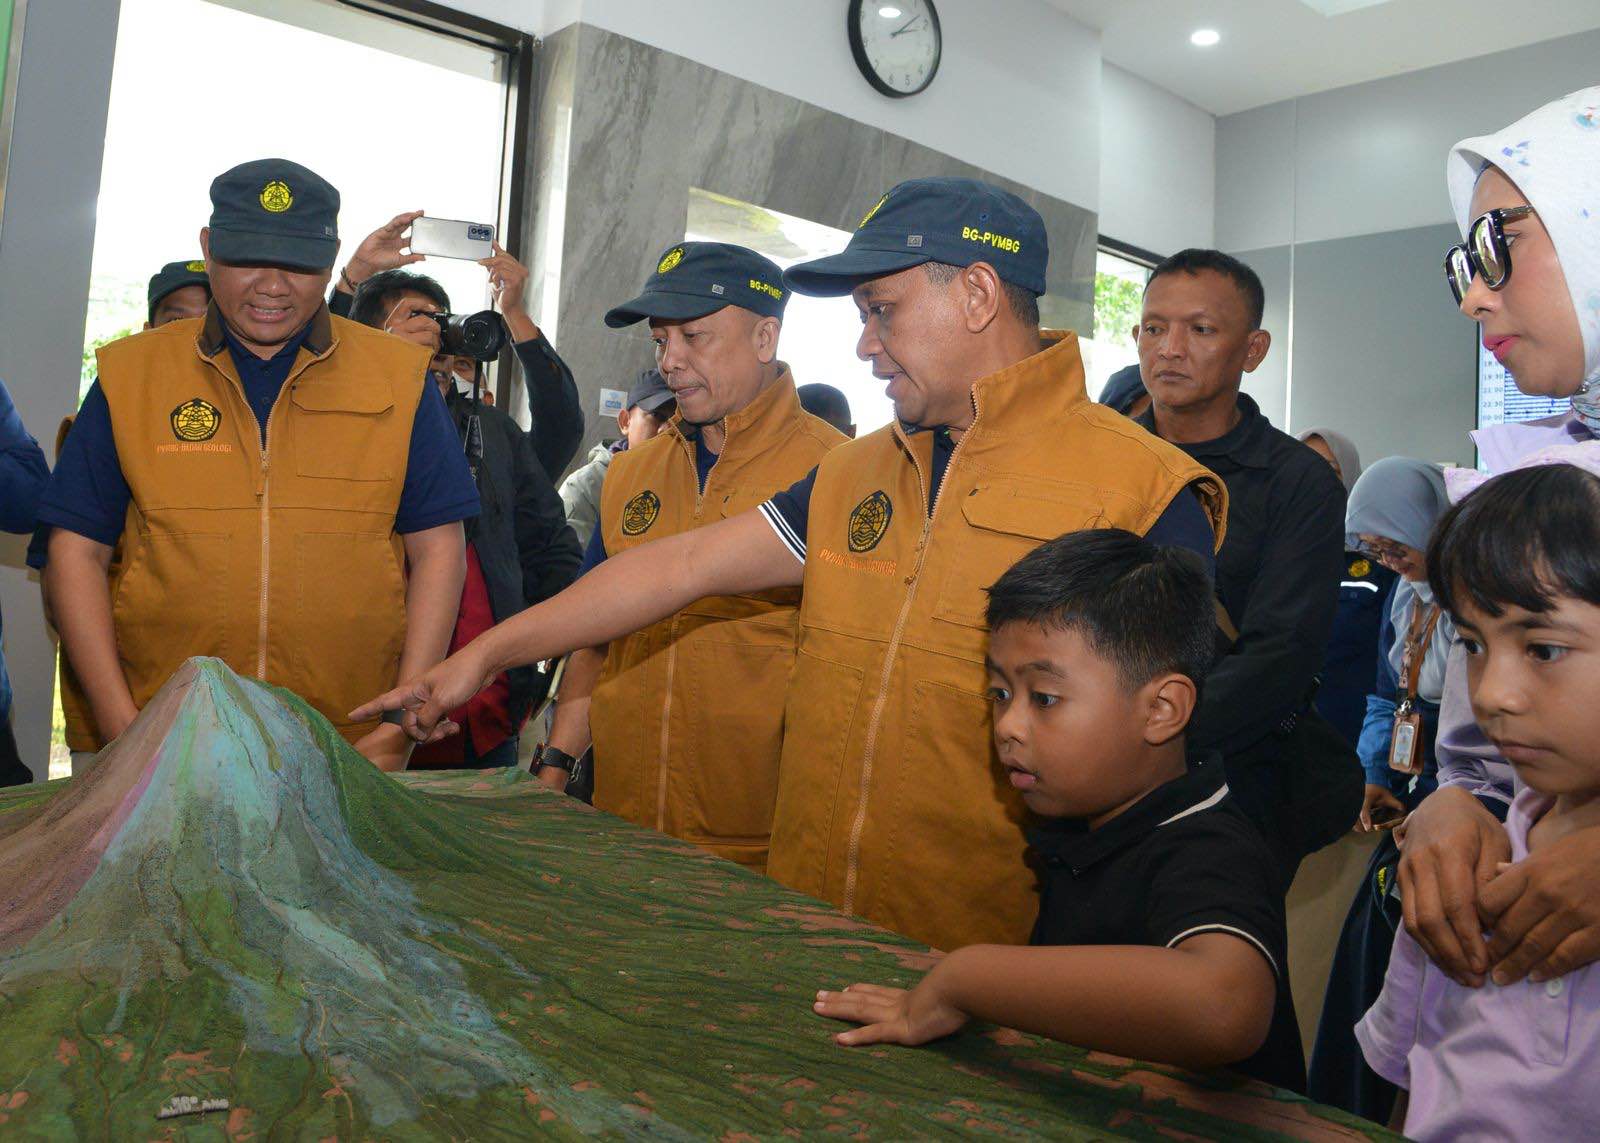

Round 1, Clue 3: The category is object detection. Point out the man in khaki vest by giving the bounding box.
[533,242,845,871]
[36,159,477,770]
[359,179,1226,949]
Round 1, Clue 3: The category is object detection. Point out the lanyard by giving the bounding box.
[1396,603,1441,713]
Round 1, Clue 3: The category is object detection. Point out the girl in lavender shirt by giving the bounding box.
[1359,463,1600,1139]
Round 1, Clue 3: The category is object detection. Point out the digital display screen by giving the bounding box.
[1476,340,1568,430]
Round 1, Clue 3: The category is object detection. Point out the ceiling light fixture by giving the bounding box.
[1189,28,1221,47]
[879,5,903,17]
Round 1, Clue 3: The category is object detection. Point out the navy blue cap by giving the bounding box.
[605,241,788,328]
[785,177,1048,297]
[625,368,675,414]
[147,259,210,321]
[207,158,340,271]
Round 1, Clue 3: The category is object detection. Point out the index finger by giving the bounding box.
[384,209,425,233]
[1489,908,1579,986]
[349,682,421,723]
[1400,848,1478,984]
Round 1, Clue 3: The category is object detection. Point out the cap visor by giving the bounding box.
[208,228,336,272]
[633,391,677,414]
[783,248,932,297]
[604,290,725,328]
[148,280,209,312]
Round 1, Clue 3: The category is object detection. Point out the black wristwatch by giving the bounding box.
[533,744,580,779]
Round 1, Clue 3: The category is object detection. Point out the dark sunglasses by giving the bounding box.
[1444,205,1536,305]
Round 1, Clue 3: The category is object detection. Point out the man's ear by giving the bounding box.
[199,227,211,265]
[1143,672,1198,747]
[961,262,1004,334]
[1243,328,1271,373]
[751,316,781,364]
[617,407,631,436]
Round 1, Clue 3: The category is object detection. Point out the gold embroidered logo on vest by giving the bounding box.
[815,547,897,577]
[1349,558,1371,577]
[259,180,293,213]
[847,490,893,552]
[621,490,662,536]
[169,397,221,442]
[657,246,685,274]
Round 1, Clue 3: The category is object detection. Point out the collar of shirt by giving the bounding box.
[1138,393,1274,470]
[220,318,312,383]
[1027,751,1229,873]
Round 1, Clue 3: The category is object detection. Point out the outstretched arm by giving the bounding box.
[815,933,1274,1071]
[352,506,802,737]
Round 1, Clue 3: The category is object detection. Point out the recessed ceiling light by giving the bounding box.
[1190,28,1221,47]
[879,5,903,17]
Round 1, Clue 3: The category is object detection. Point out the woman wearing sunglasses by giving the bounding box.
[1397,85,1600,1027]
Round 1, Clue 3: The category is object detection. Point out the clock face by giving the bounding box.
[849,0,942,99]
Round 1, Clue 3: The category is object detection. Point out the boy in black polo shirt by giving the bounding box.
[813,530,1306,1092]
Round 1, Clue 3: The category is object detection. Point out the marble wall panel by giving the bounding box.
[529,25,1099,470]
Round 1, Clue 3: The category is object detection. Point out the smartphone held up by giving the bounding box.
[410,216,497,261]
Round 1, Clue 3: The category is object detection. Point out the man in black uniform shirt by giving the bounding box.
[1135,249,1358,888]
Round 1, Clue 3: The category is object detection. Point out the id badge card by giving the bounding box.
[1389,709,1423,775]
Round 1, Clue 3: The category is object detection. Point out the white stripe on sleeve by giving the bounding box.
[1166,923,1281,979]
[758,500,806,563]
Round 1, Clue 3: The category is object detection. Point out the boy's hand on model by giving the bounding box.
[814,980,967,1047]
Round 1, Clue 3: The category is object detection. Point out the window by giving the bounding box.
[55,0,526,777]
[684,188,893,434]
[80,0,518,399]
[1086,244,1156,401]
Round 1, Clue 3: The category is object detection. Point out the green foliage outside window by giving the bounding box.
[1094,271,1144,352]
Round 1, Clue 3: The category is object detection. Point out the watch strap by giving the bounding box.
[534,744,580,775]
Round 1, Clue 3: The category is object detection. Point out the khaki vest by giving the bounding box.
[89,306,429,747]
[593,370,845,869]
[767,332,1228,950]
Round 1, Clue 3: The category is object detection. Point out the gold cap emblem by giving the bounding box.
[259,180,293,213]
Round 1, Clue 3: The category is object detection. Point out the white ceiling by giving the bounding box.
[1048,0,1600,116]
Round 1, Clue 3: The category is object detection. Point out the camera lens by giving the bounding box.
[437,310,507,361]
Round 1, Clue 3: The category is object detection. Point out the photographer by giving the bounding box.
[349,268,580,767]
[334,211,584,476]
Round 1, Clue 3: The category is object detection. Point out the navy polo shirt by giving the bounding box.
[757,426,1217,574]
[30,318,477,565]
[577,432,717,576]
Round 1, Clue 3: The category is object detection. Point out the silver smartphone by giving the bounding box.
[410,216,496,261]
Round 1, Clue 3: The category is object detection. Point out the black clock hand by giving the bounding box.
[891,14,925,37]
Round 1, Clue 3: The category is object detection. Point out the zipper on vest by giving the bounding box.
[840,421,974,915]
[254,387,295,680]
[654,421,733,832]
[654,428,703,831]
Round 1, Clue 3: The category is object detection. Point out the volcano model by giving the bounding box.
[0,659,1388,1140]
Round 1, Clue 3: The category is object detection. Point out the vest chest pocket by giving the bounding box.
[290,381,398,482]
[934,483,1105,629]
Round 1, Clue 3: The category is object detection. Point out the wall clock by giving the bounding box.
[848,0,942,99]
